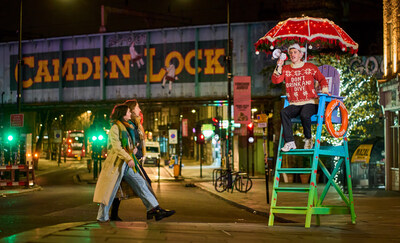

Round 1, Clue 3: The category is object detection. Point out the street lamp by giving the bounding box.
[226,0,232,170]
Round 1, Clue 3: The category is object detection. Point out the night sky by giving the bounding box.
[0,0,383,55]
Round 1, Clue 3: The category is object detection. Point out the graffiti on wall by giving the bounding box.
[350,56,383,77]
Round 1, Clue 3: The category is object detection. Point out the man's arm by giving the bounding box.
[271,59,285,84]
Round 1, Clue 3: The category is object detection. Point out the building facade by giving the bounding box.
[380,0,400,191]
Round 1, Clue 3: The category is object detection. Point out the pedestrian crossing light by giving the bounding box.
[7,135,13,141]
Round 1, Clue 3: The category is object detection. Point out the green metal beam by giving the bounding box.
[146,32,151,99]
[195,28,199,97]
[58,40,63,102]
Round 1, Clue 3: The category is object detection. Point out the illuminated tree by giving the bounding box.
[310,54,383,144]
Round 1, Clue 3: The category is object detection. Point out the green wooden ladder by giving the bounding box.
[268,94,356,228]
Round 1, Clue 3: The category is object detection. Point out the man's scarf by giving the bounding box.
[115,120,140,173]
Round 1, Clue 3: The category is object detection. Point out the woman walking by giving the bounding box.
[93,104,175,222]
[110,99,152,221]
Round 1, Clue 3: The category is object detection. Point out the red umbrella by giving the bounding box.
[255,16,359,54]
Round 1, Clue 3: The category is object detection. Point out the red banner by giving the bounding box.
[182,119,188,137]
[233,76,251,124]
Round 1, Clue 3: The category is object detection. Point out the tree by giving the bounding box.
[310,54,383,144]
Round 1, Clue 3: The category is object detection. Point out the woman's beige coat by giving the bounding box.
[93,124,132,206]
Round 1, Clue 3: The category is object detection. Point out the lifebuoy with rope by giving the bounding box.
[325,99,349,138]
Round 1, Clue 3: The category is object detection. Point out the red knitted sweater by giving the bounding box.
[272,62,328,104]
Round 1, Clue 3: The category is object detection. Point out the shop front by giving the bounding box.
[351,139,385,189]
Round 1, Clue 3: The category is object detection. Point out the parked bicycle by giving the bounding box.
[214,169,252,193]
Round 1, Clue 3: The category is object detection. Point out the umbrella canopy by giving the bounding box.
[255,16,359,54]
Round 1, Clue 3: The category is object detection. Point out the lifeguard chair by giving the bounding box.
[268,65,356,228]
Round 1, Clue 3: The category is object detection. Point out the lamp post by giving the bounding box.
[17,0,23,113]
[226,0,232,170]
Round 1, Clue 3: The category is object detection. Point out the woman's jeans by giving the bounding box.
[96,163,159,221]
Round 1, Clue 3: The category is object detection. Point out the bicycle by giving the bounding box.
[214,169,252,193]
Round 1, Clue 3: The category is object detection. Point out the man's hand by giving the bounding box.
[127,160,135,168]
[277,59,284,66]
[321,91,331,96]
[133,147,138,155]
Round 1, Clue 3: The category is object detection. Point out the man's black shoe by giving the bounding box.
[146,206,175,221]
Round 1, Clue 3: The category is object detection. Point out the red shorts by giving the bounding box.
[166,76,174,81]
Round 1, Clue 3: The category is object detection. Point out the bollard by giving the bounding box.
[158,158,160,183]
[93,158,98,180]
[99,158,102,173]
[87,159,92,173]
[173,164,179,178]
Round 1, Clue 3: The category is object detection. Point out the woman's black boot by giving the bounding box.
[146,206,175,221]
[110,198,122,221]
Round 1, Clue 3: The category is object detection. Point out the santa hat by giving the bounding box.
[288,44,306,53]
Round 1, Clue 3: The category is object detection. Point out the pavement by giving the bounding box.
[1,158,400,242]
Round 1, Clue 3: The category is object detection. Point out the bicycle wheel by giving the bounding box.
[235,175,253,192]
[215,176,228,192]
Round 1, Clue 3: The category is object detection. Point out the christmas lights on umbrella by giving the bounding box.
[254,16,359,59]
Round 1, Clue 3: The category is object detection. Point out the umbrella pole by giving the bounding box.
[305,43,308,62]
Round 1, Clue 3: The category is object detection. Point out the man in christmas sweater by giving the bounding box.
[272,44,329,151]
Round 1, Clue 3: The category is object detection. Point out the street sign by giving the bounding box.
[54,129,62,144]
[258,122,267,128]
[169,129,178,144]
[351,144,373,163]
[10,114,24,127]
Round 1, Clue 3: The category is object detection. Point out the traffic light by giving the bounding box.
[4,129,16,144]
[195,126,205,144]
[194,123,205,144]
[247,122,254,143]
[212,117,220,135]
[91,131,107,157]
[197,133,205,144]
[90,132,106,144]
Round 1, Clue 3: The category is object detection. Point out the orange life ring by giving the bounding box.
[325,99,349,138]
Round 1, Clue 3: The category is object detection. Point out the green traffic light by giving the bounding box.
[98,135,104,140]
[7,135,13,141]
[92,136,97,141]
